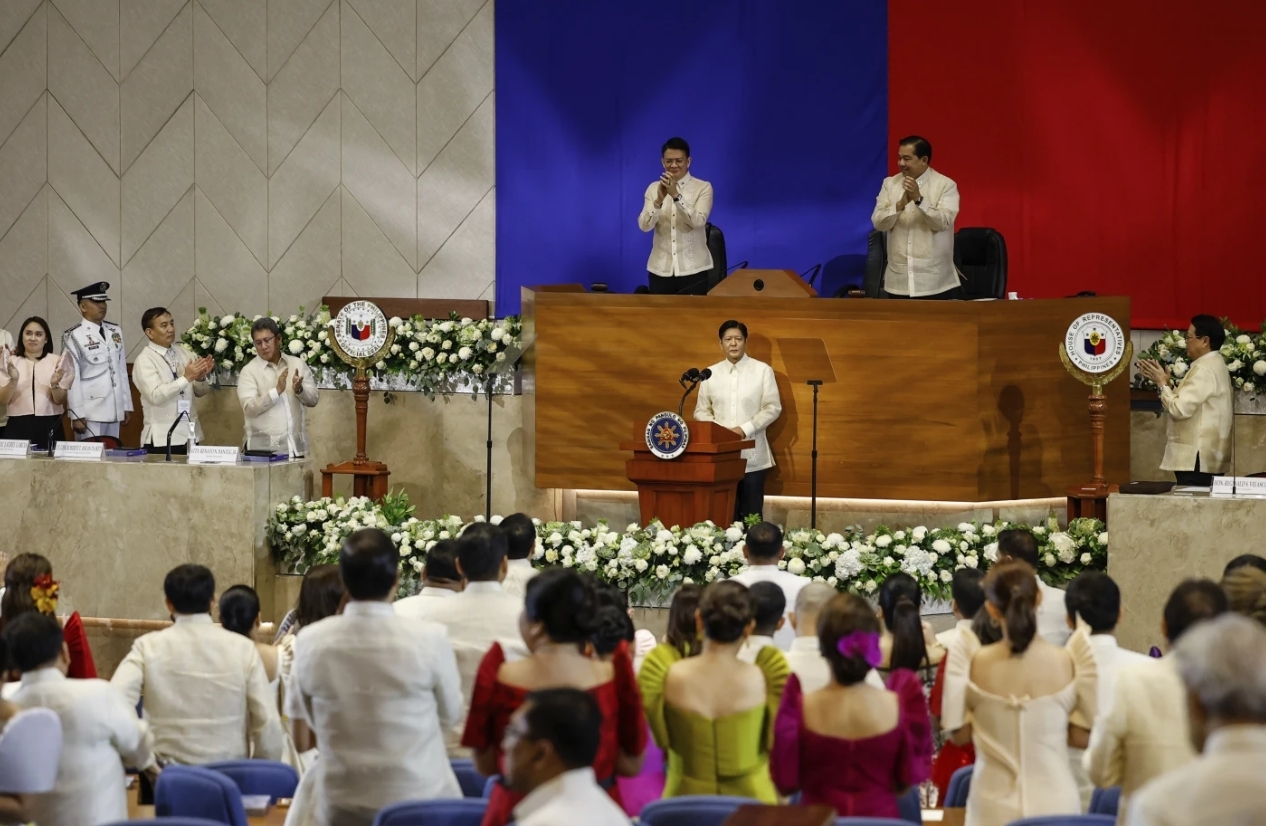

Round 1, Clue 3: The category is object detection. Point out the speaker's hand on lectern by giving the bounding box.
[276,367,290,395]
[730,426,746,438]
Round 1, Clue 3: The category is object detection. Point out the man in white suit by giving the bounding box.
[997,528,1070,646]
[132,307,215,455]
[61,282,132,440]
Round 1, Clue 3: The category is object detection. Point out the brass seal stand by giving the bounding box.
[1059,340,1133,523]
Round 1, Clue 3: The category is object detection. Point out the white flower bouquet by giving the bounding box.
[1134,319,1266,397]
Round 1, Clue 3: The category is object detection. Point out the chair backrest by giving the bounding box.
[449,758,490,799]
[371,798,488,826]
[1006,817,1117,826]
[953,227,1007,298]
[705,223,728,291]
[155,765,249,826]
[0,708,62,794]
[481,774,500,799]
[944,764,973,808]
[864,230,887,297]
[101,819,229,826]
[835,819,913,825]
[203,759,300,803]
[1088,786,1121,816]
[897,786,923,823]
[640,795,764,826]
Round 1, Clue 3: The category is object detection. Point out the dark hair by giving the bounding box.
[456,522,508,581]
[818,593,882,686]
[666,583,703,657]
[164,564,216,615]
[661,137,690,157]
[1065,571,1120,634]
[293,564,345,629]
[1222,568,1266,628]
[898,135,932,163]
[879,573,928,670]
[524,568,598,645]
[1163,579,1228,643]
[13,317,53,358]
[971,609,1005,646]
[951,568,987,619]
[1190,314,1226,351]
[1,612,64,672]
[1224,554,1266,578]
[997,528,1040,568]
[251,317,281,340]
[500,513,536,560]
[141,307,170,332]
[699,581,753,644]
[1,553,54,626]
[591,580,634,656]
[718,319,748,341]
[984,562,1040,654]
[422,539,461,582]
[218,585,261,637]
[340,528,400,600]
[521,687,604,768]
[744,522,783,562]
[749,581,786,636]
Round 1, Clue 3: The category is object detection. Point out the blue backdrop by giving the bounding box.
[494,0,887,315]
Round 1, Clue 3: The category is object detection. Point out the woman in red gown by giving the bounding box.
[462,569,646,826]
[1,553,96,678]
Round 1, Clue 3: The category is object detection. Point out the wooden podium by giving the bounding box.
[619,421,754,527]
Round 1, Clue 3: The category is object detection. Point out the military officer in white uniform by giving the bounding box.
[62,282,132,440]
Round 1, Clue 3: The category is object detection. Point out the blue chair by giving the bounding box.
[836,820,914,825]
[1006,817,1116,826]
[945,764,973,807]
[102,820,227,826]
[204,759,299,803]
[481,775,500,799]
[1089,786,1121,817]
[155,765,248,826]
[450,759,490,798]
[897,787,923,823]
[639,795,763,826]
[372,798,487,826]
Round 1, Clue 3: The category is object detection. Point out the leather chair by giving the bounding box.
[953,227,1007,298]
[864,230,887,297]
[704,222,728,291]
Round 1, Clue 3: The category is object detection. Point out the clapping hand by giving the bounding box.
[1137,358,1171,388]
[902,176,921,203]
[4,352,16,381]
[655,174,671,207]
[50,364,64,387]
[190,355,215,381]
[292,368,304,394]
[276,367,290,395]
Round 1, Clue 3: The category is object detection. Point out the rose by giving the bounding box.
[1098,532,1109,546]
[1080,552,1093,564]
[448,353,458,363]
[214,338,229,353]
[874,535,892,548]
[219,316,234,328]
[931,539,951,553]
[655,564,669,579]
[940,570,953,583]
[786,558,805,575]
[1255,361,1266,377]
[458,346,473,360]
[1171,360,1188,377]
[1044,553,1056,567]
[1237,334,1252,344]
[1228,360,1243,373]
[441,340,452,350]
[912,526,927,542]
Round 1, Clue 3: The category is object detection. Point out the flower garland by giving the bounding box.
[181,307,522,396]
[1134,319,1266,396]
[267,495,1107,604]
[30,574,59,614]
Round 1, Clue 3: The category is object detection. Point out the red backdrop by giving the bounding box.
[888,0,1266,329]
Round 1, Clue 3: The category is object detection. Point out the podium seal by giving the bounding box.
[645,411,689,460]
[1063,312,1127,376]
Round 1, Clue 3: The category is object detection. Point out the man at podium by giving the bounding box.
[694,320,782,521]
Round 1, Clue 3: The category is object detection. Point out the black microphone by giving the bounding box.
[677,368,711,416]
[698,368,712,381]
[166,410,190,462]
[679,367,701,388]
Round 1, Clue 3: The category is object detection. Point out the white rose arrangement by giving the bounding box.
[1135,320,1265,397]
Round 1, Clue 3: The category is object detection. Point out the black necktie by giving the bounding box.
[99,325,105,339]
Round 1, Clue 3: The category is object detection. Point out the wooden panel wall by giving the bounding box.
[523,291,1131,501]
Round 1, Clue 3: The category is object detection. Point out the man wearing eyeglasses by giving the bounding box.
[638,137,714,295]
[236,317,319,457]
[1137,314,1232,486]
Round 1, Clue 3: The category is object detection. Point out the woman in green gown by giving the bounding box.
[638,580,790,803]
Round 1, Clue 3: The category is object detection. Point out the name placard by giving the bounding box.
[1211,476,1266,497]
[54,441,104,461]
[0,439,30,458]
[188,445,240,465]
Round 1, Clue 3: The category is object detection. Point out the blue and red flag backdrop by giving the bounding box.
[495,0,888,315]
[889,0,1266,329]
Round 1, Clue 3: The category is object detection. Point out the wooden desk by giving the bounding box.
[128,781,289,825]
[523,291,1131,501]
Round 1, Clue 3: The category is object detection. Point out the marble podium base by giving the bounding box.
[0,455,309,624]
[1109,491,1266,653]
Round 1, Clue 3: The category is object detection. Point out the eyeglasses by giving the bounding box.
[662,158,687,167]
[253,335,276,349]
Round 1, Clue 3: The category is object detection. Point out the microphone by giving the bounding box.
[677,368,711,416]
[698,368,712,381]
[678,367,701,388]
[166,410,190,462]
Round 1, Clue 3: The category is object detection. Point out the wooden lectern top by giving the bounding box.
[618,420,754,455]
[708,269,818,298]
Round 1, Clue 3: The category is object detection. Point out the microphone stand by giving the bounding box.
[63,408,99,445]
[808,379,822,529]
[166,410,190,462]
[677,380,702,416]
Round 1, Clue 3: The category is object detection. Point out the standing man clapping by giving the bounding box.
[237,318,318,457]
[133,308,214,456]
[61,282,132,440]
[638,137,714,295]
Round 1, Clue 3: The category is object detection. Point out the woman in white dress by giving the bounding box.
[941,561,1097,826]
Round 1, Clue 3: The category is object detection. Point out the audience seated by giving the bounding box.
[219,585,279,683]
[738,582,786,662]
[462,567,646,826]
[929,568,986,804]
[997,528,1071,645]
[730,523,806,650]
[110,564,283,765]
[286,528,463,826]
[0,637,25,823]
[1,553,96,678]
[1124,614,1266,826]
[3,612,153,826]
[942,561,1096,826]
[771,592,932,818]
[663,584,703,659]
[876,572,944,678]
[1085,579,1228,815]
[1220,566,1266,627]
[504,688,633,826]
[499,513,541,599]
[639,580,789,803]
[392,539,463,609]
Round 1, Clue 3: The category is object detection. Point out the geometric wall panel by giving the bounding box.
[417,0,483,79]
[48,186,119,338]
[51,0,120,81]
[194,93,266,265]
[417,93,493,265]
[121,0,187,80]
[0,186,48,330]
[198,0,266,81]
[0,1,43,58]
[341,0,415,174]
[266,0,338,176]
[0,93,46,242]
[48,95,119,266]
[194,1,266,174]
[0,3,46,159]
[122,187,194,359]
[267,0,334,81]
[120,2,192,173]
[416,1,492,172]
[49,3,119,173]
[122,95,194,264]
[341,91,417,269]
[268,95,339,268]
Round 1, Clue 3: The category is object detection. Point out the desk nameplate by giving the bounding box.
[189,445,241,465]
[53,442,104,461]
[0,439,29,458]
[1211,477,1266,498]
